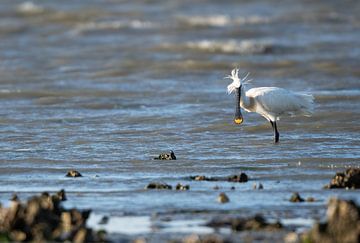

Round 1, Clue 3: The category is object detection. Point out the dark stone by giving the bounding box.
[289,192,305,202]
[98,216,109,225]
[207,214,282,232]
[190,173,250,183]
[303,197,360,243]
[146,182,172,190]
[227,173,248,183]
[0,190,107,242]
[56,189,67,201]
[10,194,19,202]
[306,197,315,202]
[190,175,218,181]
[66,170,82,177]
[217,193,230,203]
[176,183,190,190]
[154,150,176,160]
[183,234,226,243]
[325,168,360,189]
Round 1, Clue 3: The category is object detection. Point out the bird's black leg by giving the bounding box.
[270,121,280,143]
[274,121,279,143]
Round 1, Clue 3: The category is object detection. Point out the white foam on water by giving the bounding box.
[88,214,152,234]
[185,39,272,54]
[88,214,213,235]
[71,20,158,35]
[177,15,269,27]
[17,1,44,14]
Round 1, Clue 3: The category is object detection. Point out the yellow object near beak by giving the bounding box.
[234,117,243,124]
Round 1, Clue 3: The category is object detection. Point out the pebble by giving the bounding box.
[176,183,190,190]
[289,192,305,202]
[66,170,82,177]
[217,192,230,203]
[154,150,176,160]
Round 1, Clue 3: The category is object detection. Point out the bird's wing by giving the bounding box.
[246,87,309,119]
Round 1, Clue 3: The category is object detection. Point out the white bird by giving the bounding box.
[226,68,314,143]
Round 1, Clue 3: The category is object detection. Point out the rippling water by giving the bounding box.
[0,0,359,239]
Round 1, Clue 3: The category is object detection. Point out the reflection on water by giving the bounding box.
[0,0,359,237]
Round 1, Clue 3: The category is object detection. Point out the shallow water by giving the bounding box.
[0,0,359,239]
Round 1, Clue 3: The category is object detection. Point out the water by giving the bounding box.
[0,0,359,239]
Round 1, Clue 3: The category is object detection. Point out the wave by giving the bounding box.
[313,89,360,101]
[71,20,158,35]
[177,14,269,27]
[183,39,273,54]
[16,1,45,15]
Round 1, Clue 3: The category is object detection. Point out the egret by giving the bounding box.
[226,68,314,143]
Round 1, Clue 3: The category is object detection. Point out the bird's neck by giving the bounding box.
[240,86,251,108]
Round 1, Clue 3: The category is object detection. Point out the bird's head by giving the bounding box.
[225,68,251,94]
[225,68,251,125]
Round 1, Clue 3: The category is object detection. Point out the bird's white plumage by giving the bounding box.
[245,87,314,121]
[226,68,314,122]
[226,69,251,94]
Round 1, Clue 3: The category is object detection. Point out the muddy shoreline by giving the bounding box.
[1,169,359,242]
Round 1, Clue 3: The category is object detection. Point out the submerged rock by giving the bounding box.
[324,168,360,189]
[227,173,248,183]
[182,233,225,243]
[217,193,230,203]
[207,214,282,232]
[306,197,315,202]
[0,190,106,242]
[289,192,305,202]
[190,175,218,181]
[66,170,83,177]
[176,183,190,190]
[190,173,250,182]
[98,216,109,225]
[253,183,264,190]
[154,150,176,160]
[145,182,172,190]
[302,197,360,243]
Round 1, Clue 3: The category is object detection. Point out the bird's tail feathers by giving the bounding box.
[297,93,315,116]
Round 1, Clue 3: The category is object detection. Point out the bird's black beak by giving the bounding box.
[234,87,243,124]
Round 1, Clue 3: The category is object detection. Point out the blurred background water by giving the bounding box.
[0,0,359,237]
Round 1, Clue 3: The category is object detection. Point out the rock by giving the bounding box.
[98,216,109,225]
[176,183,190,190]
[289,192,305,202]
[134,237,147,243]
[258,183,264,189]
[56,189,67,201]
[302,197,360,243]
[190,175,217,181]
[190,173,250,183]
[10,194,19,202]
[146,182,172,190]
[66,170,82,177]
[0,190,106,242]
[325,168,360,189]
[207,214,282,232]
[213,185,220,190]
[284,232,299,243]
[154,150,176,160]
[183,234,225,243]
[253,183,264,190]
[306,197,315,202]
[227,173,248,183]
[217,193,230,203]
